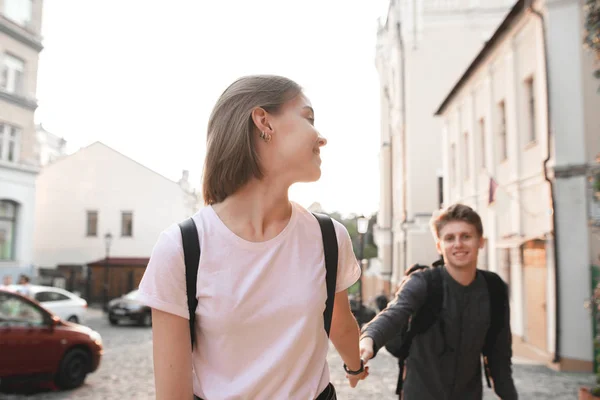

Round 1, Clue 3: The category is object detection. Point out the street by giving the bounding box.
[1,309,593,400]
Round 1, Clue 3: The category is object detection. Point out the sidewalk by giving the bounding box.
[327,347,593,399]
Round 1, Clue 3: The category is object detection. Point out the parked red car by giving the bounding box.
[0,289,103,391]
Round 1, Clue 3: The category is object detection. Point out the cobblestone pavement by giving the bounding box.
[1,309,593,399]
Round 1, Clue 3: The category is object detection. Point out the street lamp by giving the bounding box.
[103,232,113,311]
[356,216,369,310]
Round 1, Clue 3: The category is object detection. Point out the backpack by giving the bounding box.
[177,212,339,349]
[383,259,507,395]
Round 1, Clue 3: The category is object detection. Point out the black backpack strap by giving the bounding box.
[480,270,508,388]
[312,212,338,337]
[178,217,201,349]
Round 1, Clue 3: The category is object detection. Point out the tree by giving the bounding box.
[584,0,600,90]
[322,211,378,260]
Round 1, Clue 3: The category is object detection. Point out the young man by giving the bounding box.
[359,204,518,400]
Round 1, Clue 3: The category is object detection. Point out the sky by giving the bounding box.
[35,0,390,217]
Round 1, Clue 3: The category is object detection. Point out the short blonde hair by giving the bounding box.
[430,203,484,240]
[202,75,302,205]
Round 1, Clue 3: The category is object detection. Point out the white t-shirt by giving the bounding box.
[137,202,361,400]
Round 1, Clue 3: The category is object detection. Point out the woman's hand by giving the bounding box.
[329,290,368,388]
[346,363,369,388]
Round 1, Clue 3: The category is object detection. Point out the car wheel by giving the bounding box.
[67,315,79,323]
[55,348,90,390]
[140,311,152,327]
[109,317,118,325]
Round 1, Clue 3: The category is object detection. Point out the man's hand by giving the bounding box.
[359,337,375,364]
[346,364,369,388]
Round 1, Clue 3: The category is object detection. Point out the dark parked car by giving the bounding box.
[107,289,152,326]
[0,289,103,391]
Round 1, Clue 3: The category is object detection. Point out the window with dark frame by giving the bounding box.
[121,211,133,237]
[437,175,444,209]
[479,118,486,169]
[86,211,97,237]
[526,77,536,143]
[0,200,17,261]
[498,101,507,161]
[464,131,470,180]
[451,143,457,187]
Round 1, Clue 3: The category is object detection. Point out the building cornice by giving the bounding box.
[0,160,40,175]
[0,90,38,111]
[0,16,43,52]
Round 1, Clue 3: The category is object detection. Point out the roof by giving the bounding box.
[87,257,150,267]
[43,141,196,195]
[434,0,527,115]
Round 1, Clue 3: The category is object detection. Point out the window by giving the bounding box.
[0,200,17,261]
[479,118,486,169]
[1,53,25,95]
[0,293,45,327]
[121,211,133,237]
[35,291,70,303]
[463,132,470,180]
[437,175,444,209]
[0,123,21,162]
[86,211,98,237]
[498,101,507,161]
[450,143,457,187]
[3,0,33,26]
[525,77,536,143]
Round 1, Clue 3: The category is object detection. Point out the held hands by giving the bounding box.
[345,337,375,388]
[345,360,369,388]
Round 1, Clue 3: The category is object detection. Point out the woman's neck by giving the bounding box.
[211,178,292,242]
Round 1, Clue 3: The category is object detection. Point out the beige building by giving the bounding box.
[436,0,600,371]
[373,0,514,297]
[0,0,44,281]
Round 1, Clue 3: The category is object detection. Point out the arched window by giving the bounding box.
[0,200,18,260]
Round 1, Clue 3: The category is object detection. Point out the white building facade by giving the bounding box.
[436,0,600,372]
[34,142,200,268]
[374,0,515,296]
[0,0,44,281]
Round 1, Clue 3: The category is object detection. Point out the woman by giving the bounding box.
[137,75,367,399]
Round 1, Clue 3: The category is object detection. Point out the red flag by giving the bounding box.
[488,177,499,206]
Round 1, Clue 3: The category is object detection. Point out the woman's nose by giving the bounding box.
[317,134,327,147]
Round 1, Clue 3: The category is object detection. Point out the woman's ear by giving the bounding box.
[251,107,274,135]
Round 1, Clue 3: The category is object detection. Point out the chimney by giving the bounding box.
[179,169,190,192]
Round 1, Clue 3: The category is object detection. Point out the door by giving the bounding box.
[523,241,548,352]
[34,291,72,321]
[0,292,55,376]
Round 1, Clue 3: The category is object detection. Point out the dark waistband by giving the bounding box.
[194,382,336,400]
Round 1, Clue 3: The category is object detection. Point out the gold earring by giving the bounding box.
[260,131,272,143]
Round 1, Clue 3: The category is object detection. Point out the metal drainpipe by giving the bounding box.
[397,21,409,274]
[383,86,394,292]
[528,0,561,364]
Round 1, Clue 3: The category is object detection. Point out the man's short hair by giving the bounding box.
[430,203,484,240]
